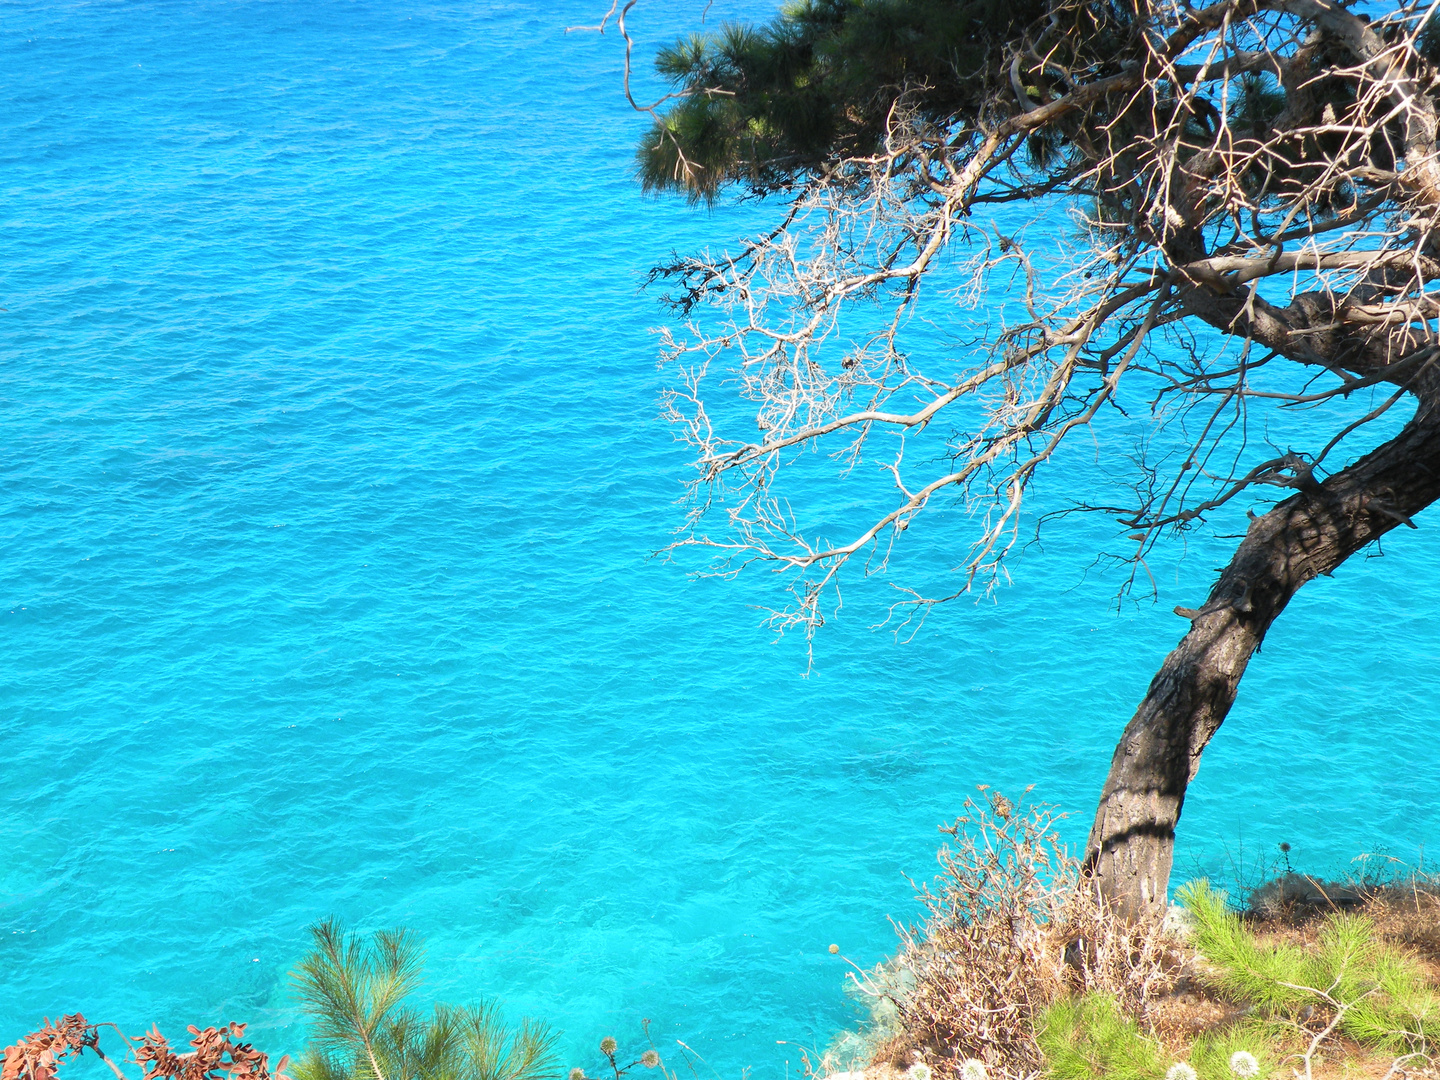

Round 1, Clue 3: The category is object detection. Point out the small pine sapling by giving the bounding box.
[291,919,559,1080]
[1178,882,1439,1074]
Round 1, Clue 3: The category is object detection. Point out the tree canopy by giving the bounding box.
[641,0,1440,202]
[628,0,1440,918]
[638,0,1072,199]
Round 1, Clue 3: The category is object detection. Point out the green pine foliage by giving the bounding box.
[1179,882,1440,1055]
[1037,884,1440,1080]
[291,919,560,1080]
[636,0,1395,214]
[636,0,1143,201]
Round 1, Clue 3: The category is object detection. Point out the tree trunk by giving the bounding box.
[1085,405,1440,920]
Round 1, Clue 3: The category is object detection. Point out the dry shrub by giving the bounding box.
[870,789,1182,1080]
[1354,882,1440,968]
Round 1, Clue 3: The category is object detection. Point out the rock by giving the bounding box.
[1248,874,1363,916]
[1164,903,1197,938]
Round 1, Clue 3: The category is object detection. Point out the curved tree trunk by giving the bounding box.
[1085,404,1440,920]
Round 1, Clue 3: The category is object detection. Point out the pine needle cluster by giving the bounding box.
[636,0,1139,200]
[291,919,559,1080]
[1034,881,1440,1080]
[1180,882,1440,1057]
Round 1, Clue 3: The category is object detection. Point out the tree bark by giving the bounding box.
[1085,403,1440,920]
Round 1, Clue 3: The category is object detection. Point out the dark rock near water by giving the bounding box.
[1248,874,1365,916]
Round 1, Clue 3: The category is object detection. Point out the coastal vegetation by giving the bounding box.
[822,790,1440,1080]
[0,1015,289,1080]
[0,923,556,1080]
[566,1031,665,1080]
[289,920,559,1080]
[618,0,1440,918]
[9,792,1440,1080]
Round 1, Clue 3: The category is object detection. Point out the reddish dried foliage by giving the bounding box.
[2,1015,98,1080]
[135,1023,289,1080]
[3,1017,289,1080]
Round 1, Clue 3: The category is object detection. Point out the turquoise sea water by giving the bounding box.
[3,0,1439,1074]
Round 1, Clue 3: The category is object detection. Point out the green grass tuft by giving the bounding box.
[1185,1023,1278,1080]
[1036,994,1166,1080]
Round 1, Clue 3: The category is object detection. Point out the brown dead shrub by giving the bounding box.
[863,789,1185,1080]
